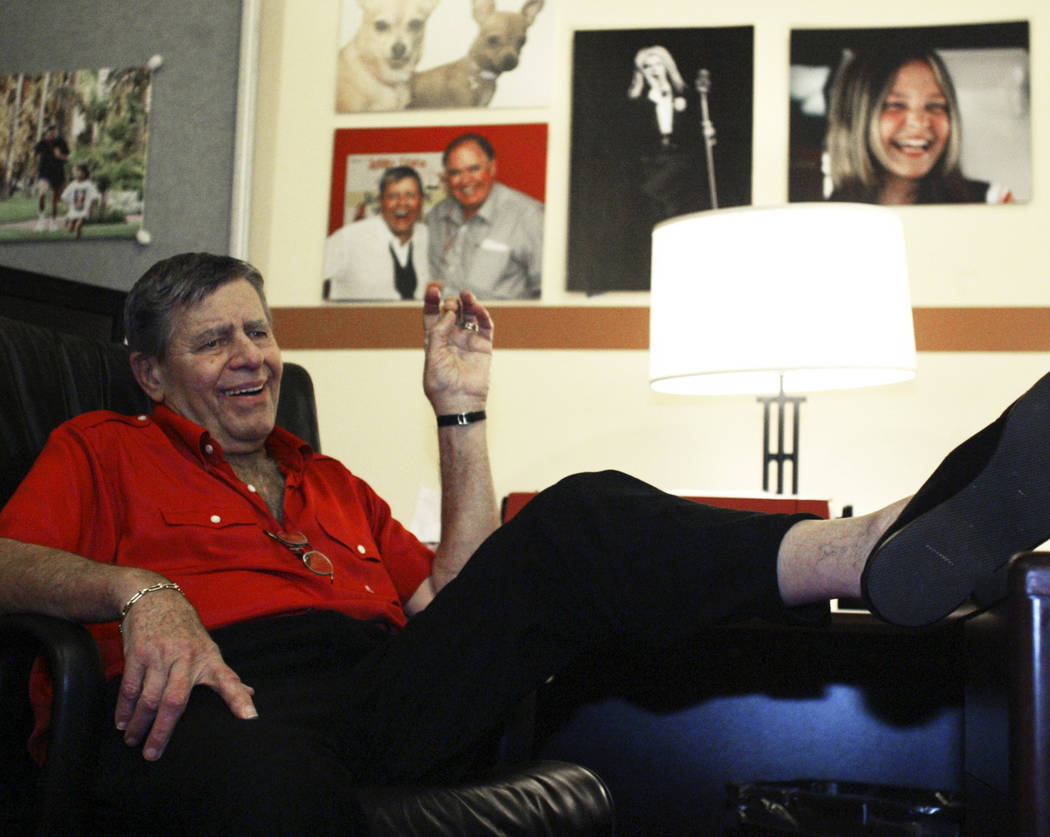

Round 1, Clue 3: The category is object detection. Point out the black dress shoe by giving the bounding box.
[861,371,1050,627]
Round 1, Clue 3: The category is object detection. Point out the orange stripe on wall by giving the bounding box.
[911,308,1050,352]
[271,306,651,350]
[271,306,1050,352]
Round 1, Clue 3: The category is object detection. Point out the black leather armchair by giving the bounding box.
[0,314,613,836]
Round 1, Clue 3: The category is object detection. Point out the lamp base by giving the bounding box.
[758,388,805,495]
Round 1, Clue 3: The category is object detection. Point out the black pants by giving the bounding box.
[92,471,821,834]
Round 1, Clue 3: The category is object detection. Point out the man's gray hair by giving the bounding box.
[378,165,423,198]
[442,133,495,167]
[124,252,269,358]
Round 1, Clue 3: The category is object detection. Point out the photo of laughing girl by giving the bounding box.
[825,46,1012,205]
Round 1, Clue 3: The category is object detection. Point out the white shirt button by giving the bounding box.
[137,415,148,422]
[247,484,257,493]
[210,514,222,524]
[357,544,367,554]
[204,444,214,455]
[365,585,374,594]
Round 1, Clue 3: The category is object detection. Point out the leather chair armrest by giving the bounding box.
[351,760,614,836]
[0,613,104,836]
[1,614,614,836]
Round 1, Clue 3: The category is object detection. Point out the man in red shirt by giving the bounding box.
[0,252,1047,832]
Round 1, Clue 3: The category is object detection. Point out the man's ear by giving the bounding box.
[489,158,498,179]
[130,352,165,403]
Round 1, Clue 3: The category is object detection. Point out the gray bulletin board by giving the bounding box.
[0,0,252,292]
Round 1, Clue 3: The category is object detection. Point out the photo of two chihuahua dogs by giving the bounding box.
[337,0,545,111]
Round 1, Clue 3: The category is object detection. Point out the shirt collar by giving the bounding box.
[385,227,414,261]
[150,403,314,471]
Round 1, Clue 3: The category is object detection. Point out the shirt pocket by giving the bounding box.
[315,511,381,564]
[479,237,510,253]
[160,507,259,530]
[133,507,262,575]
[314,511,400,603]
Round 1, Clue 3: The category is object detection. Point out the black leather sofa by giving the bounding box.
[0,313,613,836]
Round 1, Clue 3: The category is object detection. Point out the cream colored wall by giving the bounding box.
[249,0,1050,525]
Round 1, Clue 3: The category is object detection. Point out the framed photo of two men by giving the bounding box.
[324,123,547,303]
[567,27,755,294]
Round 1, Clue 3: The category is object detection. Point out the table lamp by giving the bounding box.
[649,203,916,494]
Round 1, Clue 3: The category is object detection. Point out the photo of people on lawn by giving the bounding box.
[0,66,151,242]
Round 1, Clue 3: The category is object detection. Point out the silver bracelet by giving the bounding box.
[118,582,184,633]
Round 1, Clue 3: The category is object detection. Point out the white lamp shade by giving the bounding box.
[649,203,917,396]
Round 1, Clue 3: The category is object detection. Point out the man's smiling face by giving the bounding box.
[443,140,496,220]
[136,279,283,454]
[380,176,423,243]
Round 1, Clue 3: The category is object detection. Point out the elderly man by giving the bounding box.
[324,166,431,300]
[1,252,1048,832]
[427,133,544,300]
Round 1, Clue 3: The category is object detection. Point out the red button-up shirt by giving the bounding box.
[0,404,434,684]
